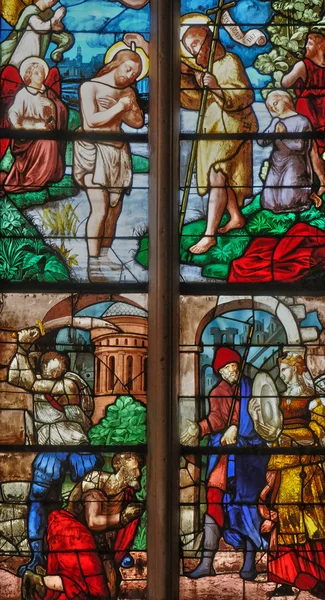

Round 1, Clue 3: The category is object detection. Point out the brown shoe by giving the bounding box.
[22,569,46,600]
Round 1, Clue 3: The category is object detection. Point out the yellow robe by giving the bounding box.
[181,52,258,204]
[268,396,325,546]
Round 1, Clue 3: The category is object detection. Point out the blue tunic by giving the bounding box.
[206,376,268,550]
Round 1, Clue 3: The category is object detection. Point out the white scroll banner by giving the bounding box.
[221,10,267,47]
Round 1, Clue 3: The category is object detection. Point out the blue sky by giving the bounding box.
[0,0,150,62]
[1,0,272,85]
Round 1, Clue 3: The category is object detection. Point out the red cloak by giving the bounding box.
[229,223,325,283]
[43,509,109,600]
[296,58,325,153]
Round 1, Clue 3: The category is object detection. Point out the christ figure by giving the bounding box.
[73,49,144,282]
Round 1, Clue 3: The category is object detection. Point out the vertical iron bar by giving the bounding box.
[147,0,180,598]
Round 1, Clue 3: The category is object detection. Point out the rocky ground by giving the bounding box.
[0,552,147,600]
[1,551,321,600]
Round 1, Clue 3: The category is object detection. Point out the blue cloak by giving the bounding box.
[206,376,269,551]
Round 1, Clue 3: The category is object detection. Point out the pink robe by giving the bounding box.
[4,85,67,194]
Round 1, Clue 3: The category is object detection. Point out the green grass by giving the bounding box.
[0,199,69,282]
[134,193,325,279]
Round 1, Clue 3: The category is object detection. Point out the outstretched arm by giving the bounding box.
[124,33,149,55]
[8,328,41,390]
[282,61,306,88]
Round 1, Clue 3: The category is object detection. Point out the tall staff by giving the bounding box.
[226,319,254,429]
[179,0,237,234]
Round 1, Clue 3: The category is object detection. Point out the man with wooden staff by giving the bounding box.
[180,16,258,254]
[181,346,268,580]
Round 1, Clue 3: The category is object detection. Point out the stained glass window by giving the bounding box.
[179,295,325,598]
[178,0,325,285]
[0,0,150,284]
[3,0,325,598]
[0,0,150,596]
[0,292,148,598]
[178,0,325,596]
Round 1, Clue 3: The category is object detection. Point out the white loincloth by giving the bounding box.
[73,140,132,192]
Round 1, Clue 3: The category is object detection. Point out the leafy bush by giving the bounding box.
[89,395,147,445]
[89,396,147,550]
[245,210,296,235]
[0,200,69,281]
[254,0,323,94]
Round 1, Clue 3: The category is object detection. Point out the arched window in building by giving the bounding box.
[108,356,115,390]
[144,356,148,392]
[96,359,101,394]
[127,355,133,391]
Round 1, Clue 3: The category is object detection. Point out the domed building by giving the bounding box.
[91,302,148,421]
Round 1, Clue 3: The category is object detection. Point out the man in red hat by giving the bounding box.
[181,346,268,581]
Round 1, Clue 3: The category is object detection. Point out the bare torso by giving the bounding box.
[80,79,139,137]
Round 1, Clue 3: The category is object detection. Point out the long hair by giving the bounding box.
[278,353,315,395]
[96,50,142,79]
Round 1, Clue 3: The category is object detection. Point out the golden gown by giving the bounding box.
[181,52,258,205]
[264,395,325,590]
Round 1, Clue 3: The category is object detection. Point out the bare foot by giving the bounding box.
[218,215,245,234]
[311,191,323,208]
[318,185,325,198]
[189,236,216,254]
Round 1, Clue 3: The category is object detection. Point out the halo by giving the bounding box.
[104,41,149,81]
[180,12,214,59]
[19,57,49,83]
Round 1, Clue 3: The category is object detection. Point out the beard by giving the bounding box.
[305,46,317,59]
[114,73,129,87]
[223,372,238,385]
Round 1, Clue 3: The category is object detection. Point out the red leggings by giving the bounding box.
[207,487,224,527]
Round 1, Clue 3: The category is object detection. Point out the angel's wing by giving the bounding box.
[45,67,61,97]
[1,0,32,27]
[0,65,22,160]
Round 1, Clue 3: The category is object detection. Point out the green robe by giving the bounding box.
[0,5,74,67]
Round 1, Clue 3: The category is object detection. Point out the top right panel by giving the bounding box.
[180,0,325,284]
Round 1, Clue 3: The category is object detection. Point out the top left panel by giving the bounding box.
[0,0,150,283]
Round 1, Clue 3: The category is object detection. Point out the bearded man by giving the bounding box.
[22,453,144,600]
[180,24,257,254]
[73,49,144,282]
[181,347,268,580]
[282,31,325,196]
